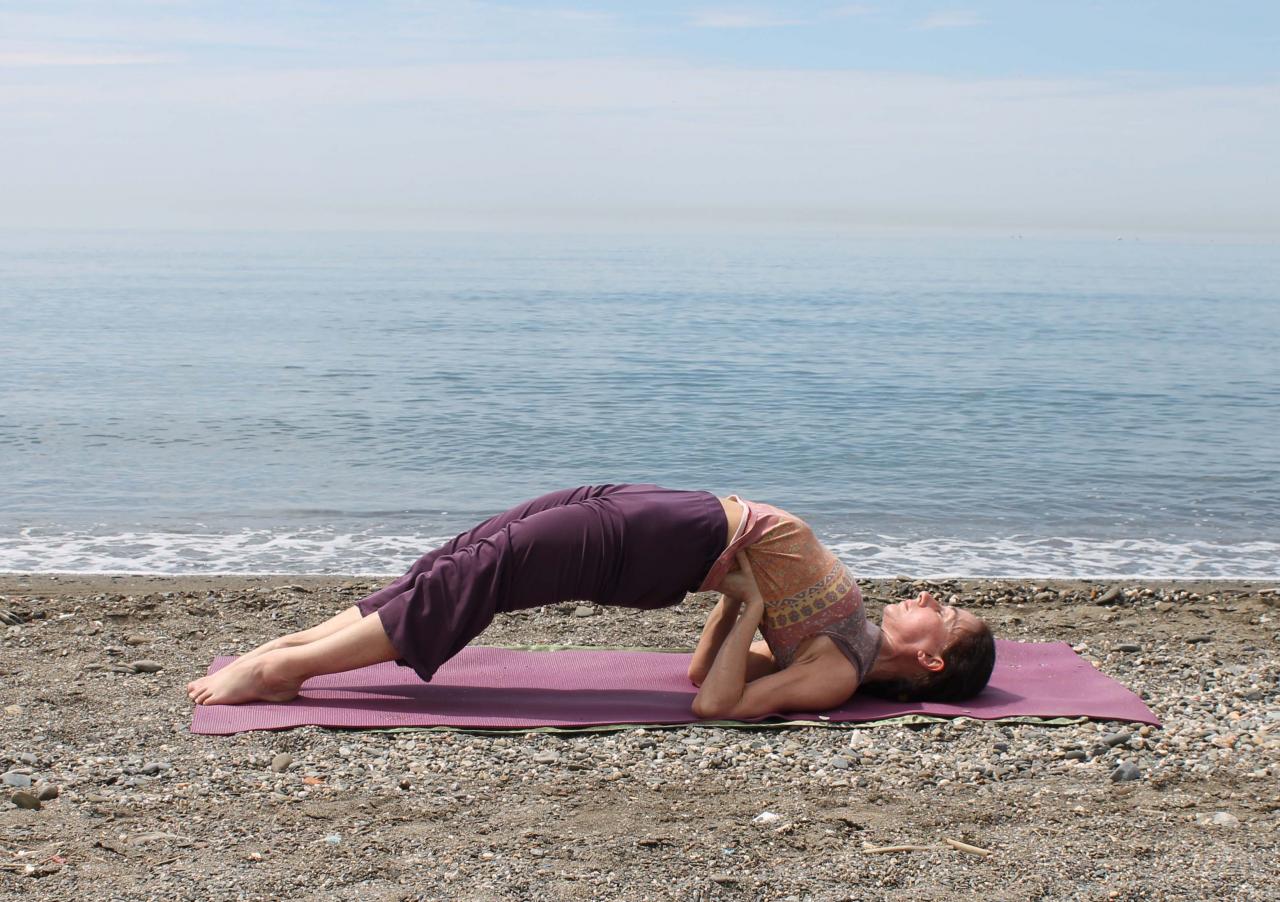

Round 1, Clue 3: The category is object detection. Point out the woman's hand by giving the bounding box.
[688,553,763,687]
[718,552,762,605]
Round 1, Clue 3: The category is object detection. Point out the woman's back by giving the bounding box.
[703,497,882,676]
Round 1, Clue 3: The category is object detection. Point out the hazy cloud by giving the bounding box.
[3,58,1276,233]
[689,10,807,29]
[1,3,1275,234]
[0,49,172,67]
[918,10,984,30]
[829,4,876,17]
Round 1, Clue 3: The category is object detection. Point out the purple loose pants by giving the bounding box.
[356,484,727,683]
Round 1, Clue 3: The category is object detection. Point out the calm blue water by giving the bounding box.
[2,228,1278,577]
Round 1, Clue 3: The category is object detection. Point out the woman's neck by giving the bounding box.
[863,627,907,683]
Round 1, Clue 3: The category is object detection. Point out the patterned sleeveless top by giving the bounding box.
[699,496,882,677]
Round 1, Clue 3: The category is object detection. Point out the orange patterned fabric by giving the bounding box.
[699,496,882,675]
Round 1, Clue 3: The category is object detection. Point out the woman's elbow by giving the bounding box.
[690,696,727,720]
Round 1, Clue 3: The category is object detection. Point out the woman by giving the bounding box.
[186,484,996,714]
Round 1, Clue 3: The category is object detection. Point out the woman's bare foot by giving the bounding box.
[187,610,398,707]
[186,606,365,698]
[185,639,285,697]
[188,650,303,706]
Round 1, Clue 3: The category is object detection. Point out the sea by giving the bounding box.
[2,227,1277,578]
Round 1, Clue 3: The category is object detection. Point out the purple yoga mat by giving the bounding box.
[190,640,1158,735]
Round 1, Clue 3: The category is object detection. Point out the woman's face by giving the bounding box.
[883,591,976,655]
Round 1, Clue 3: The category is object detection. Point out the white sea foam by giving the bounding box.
[1,527,1277,579]
[0,527,455,577]
[824,535,1280,579]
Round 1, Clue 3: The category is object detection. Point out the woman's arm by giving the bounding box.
[686,593,742,685]
[695,652,858,720]
[691,586,766,717]
[691,553,855,720]
[687,552,779,686]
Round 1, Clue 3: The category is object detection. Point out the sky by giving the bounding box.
[2,1,1278,233]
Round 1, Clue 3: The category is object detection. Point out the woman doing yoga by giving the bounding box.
[187,484,996,714]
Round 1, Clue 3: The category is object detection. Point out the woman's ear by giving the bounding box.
[916,649,945,673]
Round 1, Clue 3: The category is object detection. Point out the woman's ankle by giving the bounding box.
[257,647,309,689]
[268,634,308,652]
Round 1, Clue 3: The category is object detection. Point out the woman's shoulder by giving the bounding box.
[748,500,813,533]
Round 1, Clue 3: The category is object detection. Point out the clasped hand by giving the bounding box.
[718,551,763,606]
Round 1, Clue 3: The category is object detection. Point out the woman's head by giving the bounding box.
[863,592,996,702]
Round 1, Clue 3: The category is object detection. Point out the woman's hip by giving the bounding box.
[597,485,728,609]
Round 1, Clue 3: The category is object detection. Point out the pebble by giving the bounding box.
[1110,762,1142,783]
[1097,586,1124,604]
[140,762,163,776]
[1102,731,1133,748]
[847,732,872,749]
[18,752,37,766]
[271,753,293,773]
[573,605,596,618]
[2,578,1277,897]
[1115,643,1141,653]
[2,771,33,788]
[10,791,41,810]
[131,660,164,673]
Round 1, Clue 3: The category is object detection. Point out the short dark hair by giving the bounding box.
[862,620,996,703]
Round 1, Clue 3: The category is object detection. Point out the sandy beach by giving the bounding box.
[1,574,1277,900]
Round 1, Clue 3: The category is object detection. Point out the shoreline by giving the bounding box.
[1,575,1277,898]
[5,572,1278,596]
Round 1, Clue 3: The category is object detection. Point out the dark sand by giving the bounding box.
[1,574,1277,900]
